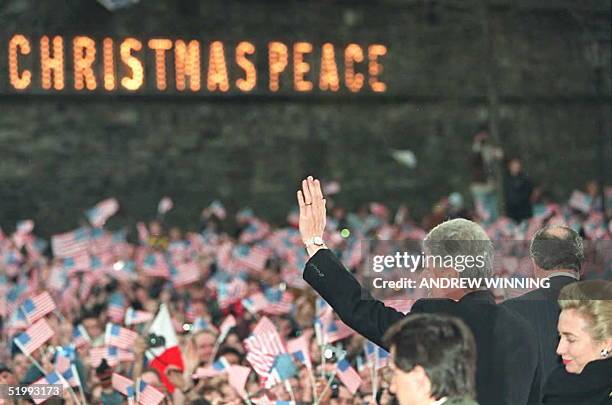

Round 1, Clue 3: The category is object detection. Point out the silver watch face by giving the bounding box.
[313,236,325,246]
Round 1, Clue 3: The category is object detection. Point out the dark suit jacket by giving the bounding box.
[503,276,577,394]
[304,249,539,405]
[543,358,612,405]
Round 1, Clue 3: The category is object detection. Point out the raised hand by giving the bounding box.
[297,176,327,257]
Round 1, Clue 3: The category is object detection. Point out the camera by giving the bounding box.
[146,333,166,348]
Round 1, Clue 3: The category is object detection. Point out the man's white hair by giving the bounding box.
[423,218,494,279]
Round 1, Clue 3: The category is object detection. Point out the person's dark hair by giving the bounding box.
[382,313,477,400]
[80,305,102,322]
[189,400,212,405]
[216,346,244,362]
[530,225,584,273]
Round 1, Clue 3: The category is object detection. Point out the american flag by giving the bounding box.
[227,365,251,400]
[48,265,67,292]
[241,292,269,314]
[6,305,29,335]
[89,228,115,255]
[324,318,355,344]
[3,248,23,276]
[568,190,592,214]
[6,282,27,319]
[16,219,34,235]
[90,346,121,368]
[335,358,362,394]
[167,241,189,265]
[136,379,165,405]
[105,323,138,350]
[86,198,119,228]
[72,324,91,348]
[30,372,70,404]
[219,313,237,334]
[192,356,230,378]
[62,252,92,274]
[54,346,74,374]
[363,341,389,370]
[60,364,81,387]
[239,219,271,244]
[262,287,293,315]
[107,292,126,323]
[112,373,136,398]
[20,291,57,324]
[245,317,286,380]
[13,318,54,355]
[25,237,47,260]
[141,252,170,278]
[118,348,135,362]
[170,261,200,287]
[111,229,131,256]
[216,242,238,274]
[234,244,270,272]
[125,307,154,326]
[208,200,227,219]
[287,335,312,370]
[52,228,90,258]
[217,278,248,309]
[269,353,297,382]
[79,273,97,301]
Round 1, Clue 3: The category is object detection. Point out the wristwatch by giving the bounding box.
[304,236,326,248]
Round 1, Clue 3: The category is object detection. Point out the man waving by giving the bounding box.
[297,176,539,405]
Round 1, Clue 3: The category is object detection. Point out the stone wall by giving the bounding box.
[0,0,610,234]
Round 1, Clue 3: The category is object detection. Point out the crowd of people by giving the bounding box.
[0,174,611,405]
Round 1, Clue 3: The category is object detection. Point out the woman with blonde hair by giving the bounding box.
[543,280,612,404]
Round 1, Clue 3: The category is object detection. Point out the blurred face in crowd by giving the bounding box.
[246,279,260,295]
[169,227,182,241]
[12,353,29,381]
[388,347,433,405]
[0,368,16,385]
[225,332,242,349]
[150,221,162,236]
[219,382,239,402]
[276,316,292,339]
[358,367,372,393]
[585,180,598,196]
[556,308,612,374]
[295,302,315,329]
[141,370,165,394]
[246,381,259,395]
[194,331,216,364]
[82,316,102,338]
[288,377,302,401]
[331,385,354,405]
[508,159,522,175]
[310,336,321,362]
[135,285,150,305]
[271,381,290,401]
[222,351,241,365]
